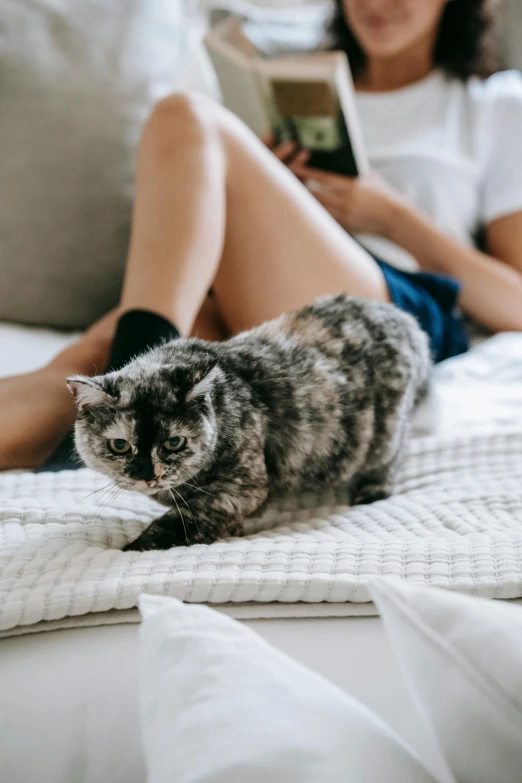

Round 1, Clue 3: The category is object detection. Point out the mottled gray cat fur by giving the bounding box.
[68,295,431,551]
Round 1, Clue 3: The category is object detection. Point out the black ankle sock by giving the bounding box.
[34,429,80,473]
[35,309,180,473]
[106,309,181,373]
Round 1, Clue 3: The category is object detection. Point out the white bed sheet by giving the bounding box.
[0,321,77,377]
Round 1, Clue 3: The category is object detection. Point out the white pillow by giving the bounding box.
[138,594,436,783]
[369,578,522,783]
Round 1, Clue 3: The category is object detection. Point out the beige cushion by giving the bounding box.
[0,0,184,328]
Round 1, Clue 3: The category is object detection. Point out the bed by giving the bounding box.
[1,321,522,783]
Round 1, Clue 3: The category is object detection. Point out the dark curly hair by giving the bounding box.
[329,0,504,81]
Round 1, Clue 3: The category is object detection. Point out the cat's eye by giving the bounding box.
[107,438,131,455]
[163,436,186,453]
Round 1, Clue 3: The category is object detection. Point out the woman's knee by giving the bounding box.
[142,91,224,153]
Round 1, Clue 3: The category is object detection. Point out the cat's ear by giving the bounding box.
[186,363,221,401]
[67,376,116,412]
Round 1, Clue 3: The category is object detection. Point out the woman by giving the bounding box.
[2,0,522,472]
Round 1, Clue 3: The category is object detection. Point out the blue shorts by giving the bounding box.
[376,259,469,364]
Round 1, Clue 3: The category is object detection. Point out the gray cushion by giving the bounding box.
[0,0,184,328]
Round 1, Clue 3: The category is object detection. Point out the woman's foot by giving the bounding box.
[0,328,113,472]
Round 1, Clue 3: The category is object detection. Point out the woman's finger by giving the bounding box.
[288,149,310,168]
[288,149,311,179]
[293,149,310,165]
[272,140,298,162]
[292,164,353,190]
[313,190,345,211]
[306,178,346,202]
[303,178,341,198]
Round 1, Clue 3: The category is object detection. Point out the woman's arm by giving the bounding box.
[388,202,522,332]
[291,163,522,333]
[486,212,522,276]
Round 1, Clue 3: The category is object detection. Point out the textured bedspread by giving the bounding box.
[1,332,522,634]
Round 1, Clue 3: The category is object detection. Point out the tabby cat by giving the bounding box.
[68,295,431,551]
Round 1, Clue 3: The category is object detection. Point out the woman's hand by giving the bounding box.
[291,163,406,237]
[263,132,406,237]
[262,132,309,171]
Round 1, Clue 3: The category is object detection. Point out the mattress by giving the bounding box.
[2,325,522,636]
[0,614,453,783]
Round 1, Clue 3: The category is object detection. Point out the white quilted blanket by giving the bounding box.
[1,332,522,634]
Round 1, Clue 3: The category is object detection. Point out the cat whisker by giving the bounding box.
[170,487,192,513]
[169,489,188,545]
[173,488,192,512]
[90,485,122,524]
[85,483,120,520]
[90,486,119,521]
[174,488,202,541]
[100,487,124,523]
[62,481,116,512]
[184,481,215,498]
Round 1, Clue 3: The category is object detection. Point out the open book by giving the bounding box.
[204,17,368,177]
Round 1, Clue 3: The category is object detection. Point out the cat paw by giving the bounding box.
[122,539,149,552]
[122,526,203,551]
[122,528,178,551]
[122,517,243,551]
[352,487,390,506]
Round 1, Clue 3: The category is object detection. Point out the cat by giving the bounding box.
[68,295,431,551]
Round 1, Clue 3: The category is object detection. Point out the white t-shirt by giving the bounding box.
[353,69,522,271]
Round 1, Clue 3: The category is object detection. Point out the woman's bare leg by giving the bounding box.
[119,93,388,336]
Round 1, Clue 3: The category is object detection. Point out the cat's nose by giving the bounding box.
[145,479,158,488]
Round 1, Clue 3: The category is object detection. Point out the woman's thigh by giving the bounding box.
[190,294,228,341]
[212,108,389,334]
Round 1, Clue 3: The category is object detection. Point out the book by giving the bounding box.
[204,17,369,178]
